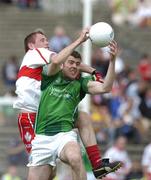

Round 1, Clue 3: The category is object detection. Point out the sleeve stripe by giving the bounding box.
[35,48,49,64]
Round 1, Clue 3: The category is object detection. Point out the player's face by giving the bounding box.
[62,56,81,80]
[116,137,127,150]
[33,33,49,49]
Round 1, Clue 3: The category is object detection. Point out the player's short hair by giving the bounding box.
[24,31,45,52]
[70,51,82,61]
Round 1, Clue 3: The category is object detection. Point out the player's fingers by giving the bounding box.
[109,50,115,57]
[109,41,118,54]
[109,40,117,48]
[112,40,117,46]
[109,46,117,57]
[83,28,89,34]
[109,44,115,54]
[109,45,115,52]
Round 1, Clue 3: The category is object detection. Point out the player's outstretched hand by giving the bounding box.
[109,40,118,61]
[78,28,89,43]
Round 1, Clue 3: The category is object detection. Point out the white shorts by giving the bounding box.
[78,96,90,114]
[27,130,77,167]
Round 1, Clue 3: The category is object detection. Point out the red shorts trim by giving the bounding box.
[18,113,36,153]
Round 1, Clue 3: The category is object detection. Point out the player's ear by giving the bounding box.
[28,42,35,50]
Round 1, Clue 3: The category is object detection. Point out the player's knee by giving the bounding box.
[68,153,83,169]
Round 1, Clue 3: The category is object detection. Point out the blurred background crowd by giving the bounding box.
[0,0,151,180]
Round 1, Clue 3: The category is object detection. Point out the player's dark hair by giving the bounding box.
[71,51,82,61]
[24,31,45,52]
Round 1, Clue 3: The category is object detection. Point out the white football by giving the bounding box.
[89,22,114,47]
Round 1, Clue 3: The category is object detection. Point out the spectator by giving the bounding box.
[26,0,40,8]
[102,46,125,76]
[0,0,12,3]
[115,53,125,76]
[108,84,124,143]
[124,69,141,122]
[17,0,40,9]
[1,165,22,180]
[49,25,71,53]
[91,101,111,145]
[103,136,132,180]
[125,160,144,180]
[142,142,151,179]
[138,53,151,82]
[125,68,139,98]
[116,96,142,143]
[92,48,109,77]
[2,55,19,96]
[109,84,123,120]
[139,86,151,134]
[7,137,28,166]
[108,0,138,26]
[132,0,151,27]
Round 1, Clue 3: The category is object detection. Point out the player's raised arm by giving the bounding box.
[87,40,118,94]
[47,28,89,76]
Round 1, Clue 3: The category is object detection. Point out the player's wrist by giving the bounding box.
[92,70,104,83]
[91,69,97,75]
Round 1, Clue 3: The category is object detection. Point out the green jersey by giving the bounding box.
[35,71,93,136]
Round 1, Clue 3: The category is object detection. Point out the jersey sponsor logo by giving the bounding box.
[17,66,42,81]
[49,86,72,100]
[24,131,32,142]
[24,126,31,129]
[65,94,71,99]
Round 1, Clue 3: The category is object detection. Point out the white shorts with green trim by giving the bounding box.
[27,130,78,167]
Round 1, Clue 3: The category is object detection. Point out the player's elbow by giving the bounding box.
[88,81,113,94]
[51,57,59,65]
[101,85,112,93]
[90,86,111,95]
[51,54,63,65]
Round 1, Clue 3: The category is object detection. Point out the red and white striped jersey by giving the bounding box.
[13,48,56,112]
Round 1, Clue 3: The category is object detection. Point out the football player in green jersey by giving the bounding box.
[28,40,121,180]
